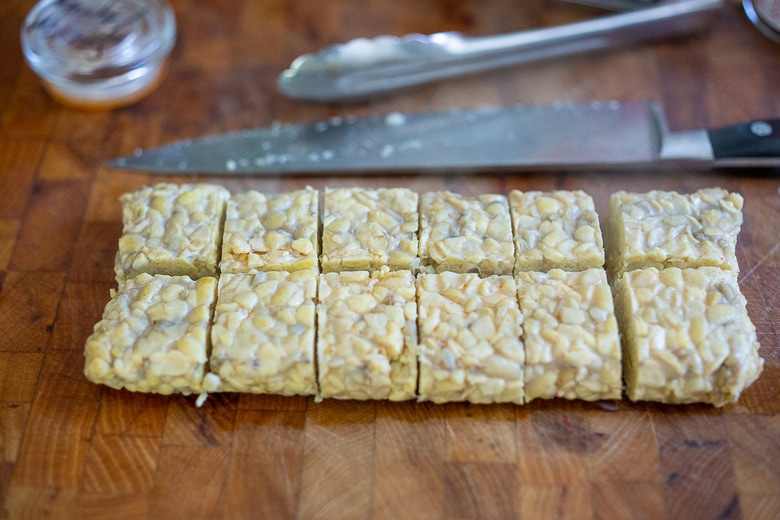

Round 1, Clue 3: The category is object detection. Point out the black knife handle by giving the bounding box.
[708,119,780,163]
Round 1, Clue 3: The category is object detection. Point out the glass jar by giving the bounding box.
[21,0,176,109]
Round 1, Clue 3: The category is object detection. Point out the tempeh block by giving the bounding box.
[321,187,419,272]
[417,272,524,404]
[317,268,418,401]
[209,270,317,396]
[517,269,621,402]
[115,183,230,284]
[608,188,743,278]
[419,191,514,276]
[84,273,218,395]
[616,267,763,406]
[219,188,318,274]
[510,190,604,273]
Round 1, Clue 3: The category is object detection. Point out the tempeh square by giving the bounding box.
[209,270,317,396]
[517,268,621,402]
[608,188,743,278]
[84,273,218,395]
[616,266,763,406]
[317,268,418,401]
[417,272,524,404]
[321,187,419,273]
[115,183,230,284]
[419,191,514,276]
[510,190,604,273]
[220,188,319,273]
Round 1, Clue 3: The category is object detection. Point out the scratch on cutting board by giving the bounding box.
[739,239,780,284]
[740,183,780,283]
[461,465,480,502]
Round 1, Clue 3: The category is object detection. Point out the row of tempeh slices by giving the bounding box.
[84,184,763,407]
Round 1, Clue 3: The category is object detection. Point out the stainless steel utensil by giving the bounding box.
[106,101,780,175]
[278,0,722,102]
[743,0,780,43]
[561,0,663,11]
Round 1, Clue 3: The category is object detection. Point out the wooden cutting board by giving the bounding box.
[1,0,779,518]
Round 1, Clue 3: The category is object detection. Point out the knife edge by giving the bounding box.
[107,101,679,175]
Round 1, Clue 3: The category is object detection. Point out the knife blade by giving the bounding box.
[106,101,780,175]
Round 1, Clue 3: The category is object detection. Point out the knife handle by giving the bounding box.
[708,119,780,167]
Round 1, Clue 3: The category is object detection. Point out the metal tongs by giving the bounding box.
[278,0,722,102]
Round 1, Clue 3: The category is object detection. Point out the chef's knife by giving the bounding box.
[106,101,780,174]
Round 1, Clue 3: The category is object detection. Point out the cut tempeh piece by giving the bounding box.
[209,270,317,396]
[84,273,218,395]
[616,267,763,407]
[607,188,743,279]
[417,272,524,404]
[517,269,621,402]
[220,188,319,273]
[321,187,419,272]
[115,183,230,284]
[317,268,418,401]
[419,191,514,276]
[510,190,604,273]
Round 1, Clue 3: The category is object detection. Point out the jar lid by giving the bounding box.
[21,0,176,109]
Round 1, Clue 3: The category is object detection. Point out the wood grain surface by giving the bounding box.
[1,0,779,519]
